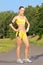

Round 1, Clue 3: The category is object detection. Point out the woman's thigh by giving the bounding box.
[16,37,22,46]
[22,37,30,47]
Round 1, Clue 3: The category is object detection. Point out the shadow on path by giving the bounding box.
[0,54,43,63]
[30,54,43,61]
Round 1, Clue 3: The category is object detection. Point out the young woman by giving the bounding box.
[9,6,32,63]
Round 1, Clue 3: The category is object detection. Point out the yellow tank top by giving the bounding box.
[16,18,25,25]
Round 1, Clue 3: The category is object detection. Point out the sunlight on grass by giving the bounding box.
[28,35,43,46]
[0,35,43,53]
[0,38,16,53]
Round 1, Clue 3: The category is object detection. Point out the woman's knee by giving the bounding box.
[23,39,30,49]
[25,43,30,49]
[17,45,21,49]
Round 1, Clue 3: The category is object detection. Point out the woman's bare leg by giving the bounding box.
[16,37,22,59]
[23,37,30,59]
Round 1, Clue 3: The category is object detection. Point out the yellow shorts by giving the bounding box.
[16,30,27,39]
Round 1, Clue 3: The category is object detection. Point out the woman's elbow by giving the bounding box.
[9,23,12,27]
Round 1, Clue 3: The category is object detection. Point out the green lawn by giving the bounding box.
[0,35,43,53]
[28,35,43,46]
[0,38,16,53]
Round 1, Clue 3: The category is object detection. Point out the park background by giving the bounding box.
[0,0,43,53]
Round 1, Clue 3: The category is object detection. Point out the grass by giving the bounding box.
[0,35,43,53]
[0,38,16,53]
[28,35,43,46]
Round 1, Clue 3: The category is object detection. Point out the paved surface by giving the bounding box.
[0,44,43,65]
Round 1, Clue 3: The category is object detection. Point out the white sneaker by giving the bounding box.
[17,59,23,63]
[23,58,32,63]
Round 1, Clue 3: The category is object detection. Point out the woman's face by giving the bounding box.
[19,8,25,15]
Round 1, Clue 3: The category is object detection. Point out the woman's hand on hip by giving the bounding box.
[15,29,19,32]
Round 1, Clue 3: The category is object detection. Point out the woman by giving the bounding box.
[9,6,32,63]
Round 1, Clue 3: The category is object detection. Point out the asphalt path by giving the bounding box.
[0,44,43,65]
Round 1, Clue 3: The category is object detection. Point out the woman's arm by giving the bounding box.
[9,16,18,32]
[25,17,30,32]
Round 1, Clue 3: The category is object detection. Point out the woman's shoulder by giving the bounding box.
[13,16,19,20]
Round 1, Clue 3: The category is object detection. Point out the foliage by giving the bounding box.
[0,4,43,39]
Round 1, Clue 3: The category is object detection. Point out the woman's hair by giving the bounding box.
[19,6,24,10]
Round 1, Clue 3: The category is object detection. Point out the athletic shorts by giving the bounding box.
[16,30,27,39]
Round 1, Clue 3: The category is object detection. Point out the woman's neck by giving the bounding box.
[18,13,24,17]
